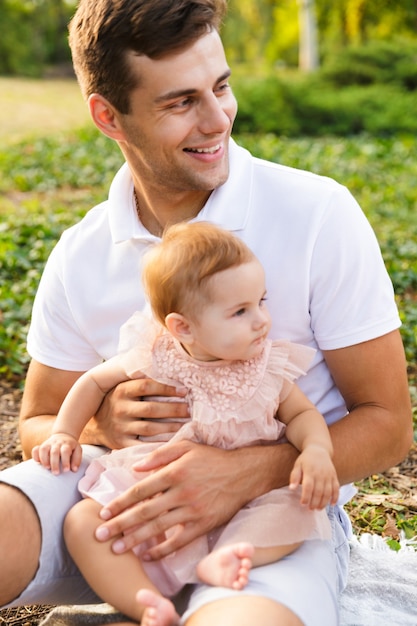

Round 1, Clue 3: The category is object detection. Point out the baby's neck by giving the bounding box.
[180,343,221,363]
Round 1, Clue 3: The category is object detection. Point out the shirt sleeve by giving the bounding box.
[309,184,400,350]
[27,238,104,371]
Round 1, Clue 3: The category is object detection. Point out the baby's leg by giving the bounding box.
[64,498,179,626]
[197,542,302,590]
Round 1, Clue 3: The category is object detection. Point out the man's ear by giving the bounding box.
[165,313,194,345]
[88,93,126,141]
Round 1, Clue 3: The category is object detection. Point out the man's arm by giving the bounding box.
[19,360,83,458]
[19,359,190,459]
[324,328,413,484]
[93,330,413,560]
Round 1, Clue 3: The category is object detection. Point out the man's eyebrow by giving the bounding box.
[154,69,231,104]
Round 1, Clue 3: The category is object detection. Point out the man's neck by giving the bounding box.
[133,186,212,237]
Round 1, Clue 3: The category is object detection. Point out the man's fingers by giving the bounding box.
[99,442,196,514]
[96,493,192,550]
[109,508,195,556]
[143,521,205,560]
[96,469,181,535]
[132,399,189,421]
[95,445,190,532]
[130,379,188,400]
[94,443,246,558]
[133,440,193,471]
[95,456,210,552]
[94,378,190,449]
[108,509,209,560]
[134,416,188,439]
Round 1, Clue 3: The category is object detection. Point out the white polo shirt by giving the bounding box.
[27,139,400,428]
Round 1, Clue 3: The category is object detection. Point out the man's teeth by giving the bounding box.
[188,144,221,154]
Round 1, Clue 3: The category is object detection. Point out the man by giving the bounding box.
[0,1,412,625]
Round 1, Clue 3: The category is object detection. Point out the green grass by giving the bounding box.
[0,77,90,143]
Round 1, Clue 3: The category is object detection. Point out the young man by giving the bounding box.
[0,1,412,625]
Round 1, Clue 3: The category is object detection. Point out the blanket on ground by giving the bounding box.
[39,533,417,626]
[339,533,417,625]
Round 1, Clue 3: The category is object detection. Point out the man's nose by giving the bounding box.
[198,93,233,134]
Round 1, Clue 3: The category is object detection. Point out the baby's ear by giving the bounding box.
[165,313,194,344]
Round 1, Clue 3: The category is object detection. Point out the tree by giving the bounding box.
[0,0,76,76]
[316,0,417,47]
[298,0,319,70]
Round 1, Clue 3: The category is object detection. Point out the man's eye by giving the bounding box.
[171,97,192,109]
[218,82,228,91]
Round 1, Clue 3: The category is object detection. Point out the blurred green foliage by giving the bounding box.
[0,0,74,76]
[2,0,417,77]
[232,40,417,136]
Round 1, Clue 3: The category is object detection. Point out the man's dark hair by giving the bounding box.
[69,0,227,113]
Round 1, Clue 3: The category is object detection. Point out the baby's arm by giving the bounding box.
[277,385,340,509]
[32,355,132,475]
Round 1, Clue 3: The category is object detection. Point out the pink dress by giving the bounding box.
[79,312,331,596]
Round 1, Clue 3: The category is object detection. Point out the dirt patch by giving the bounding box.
[0,381,24,471]
[0,605,52,626]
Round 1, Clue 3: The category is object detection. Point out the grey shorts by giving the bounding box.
[1,446,351,625]
[182,505,351,626]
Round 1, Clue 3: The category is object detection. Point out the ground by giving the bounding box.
[0,379,416,625]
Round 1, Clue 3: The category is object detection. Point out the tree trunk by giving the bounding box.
[298,0,319,71]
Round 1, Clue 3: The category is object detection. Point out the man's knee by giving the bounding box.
[184,596,303,626]
[0,483,41,606]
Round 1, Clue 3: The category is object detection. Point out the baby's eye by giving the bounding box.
[234,308,246,317]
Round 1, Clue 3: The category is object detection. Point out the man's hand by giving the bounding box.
[83,378,190,449]
[94,440,291,560]
[19,361,190,457]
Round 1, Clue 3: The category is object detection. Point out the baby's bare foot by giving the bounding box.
[196,542,254,590]
[136,589,179,626]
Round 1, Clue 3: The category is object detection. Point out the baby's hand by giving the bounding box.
[289,445,339,509]
[32,433,82,475]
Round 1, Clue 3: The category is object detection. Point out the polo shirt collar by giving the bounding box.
[108,138,253,244]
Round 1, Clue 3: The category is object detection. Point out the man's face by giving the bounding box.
[118,30,238,199]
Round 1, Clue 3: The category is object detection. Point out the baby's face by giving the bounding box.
[186,259,271,362]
